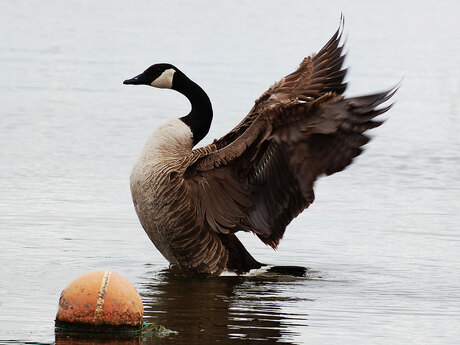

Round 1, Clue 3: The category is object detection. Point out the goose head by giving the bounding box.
[123,63,213,146]
[124,63,177,89]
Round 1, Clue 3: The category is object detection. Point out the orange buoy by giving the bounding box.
[55,270,144,332]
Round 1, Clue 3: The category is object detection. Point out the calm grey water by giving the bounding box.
[1,1,459,344]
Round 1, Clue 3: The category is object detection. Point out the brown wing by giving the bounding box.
[185,18,397,248]
[213,15,347,150]
[186,88,396,248]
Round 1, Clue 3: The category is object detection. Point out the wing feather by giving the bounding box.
[211,17,347,151]
[184,18,397,248]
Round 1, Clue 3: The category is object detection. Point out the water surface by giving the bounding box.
[1,1,459,344]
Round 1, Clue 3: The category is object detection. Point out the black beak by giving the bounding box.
[123,73,146,85]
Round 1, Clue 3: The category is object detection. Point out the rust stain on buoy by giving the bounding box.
[55,270,143,331]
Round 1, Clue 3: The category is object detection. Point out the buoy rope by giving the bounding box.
[93,270,112,322]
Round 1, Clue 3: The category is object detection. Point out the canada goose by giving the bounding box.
[124,19,397,275]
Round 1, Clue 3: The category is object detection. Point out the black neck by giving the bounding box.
[173,71,213,146]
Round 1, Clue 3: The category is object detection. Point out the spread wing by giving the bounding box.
[213,15,348,150]
[185,18,397,248]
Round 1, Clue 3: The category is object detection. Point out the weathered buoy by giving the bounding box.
[55,270,144,332]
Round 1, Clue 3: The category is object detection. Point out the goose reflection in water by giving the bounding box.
[140,267,310,344]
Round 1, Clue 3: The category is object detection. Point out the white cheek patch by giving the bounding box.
[151,68,175,89]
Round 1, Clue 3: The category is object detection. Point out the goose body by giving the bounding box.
[124,20,397,275]
[130,119,195,266]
